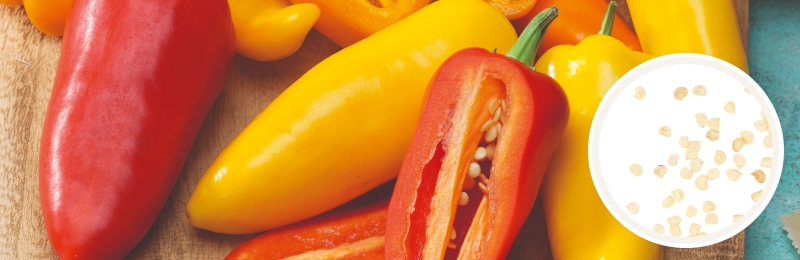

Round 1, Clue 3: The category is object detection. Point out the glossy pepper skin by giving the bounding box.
[20,0,72,36]
[627,0,748,73]
[187,0,517,235]
[512,0,641,57]
[226,201,388,260]
[38,0,235,258]
[485,0,535,20]
[289,0,429,47]
[386,8,568,260]
[230,0,320,61]
[533,3,661,260]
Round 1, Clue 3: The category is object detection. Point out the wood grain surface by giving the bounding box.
[0,1,749,259]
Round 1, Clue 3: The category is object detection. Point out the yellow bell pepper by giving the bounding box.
[21,0,72,36]
[187,0,517,235]
[627,0,748,73]
[229,0,320,61]
[533,3,663,259]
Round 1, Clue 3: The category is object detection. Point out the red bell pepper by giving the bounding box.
[385,7,569,260]
[38,0,235,258]
[225,201,388,260]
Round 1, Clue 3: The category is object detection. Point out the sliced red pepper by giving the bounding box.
[385,7,569,260]
[225,201,388,260]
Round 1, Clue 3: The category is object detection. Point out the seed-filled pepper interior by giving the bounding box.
[386,7,569,259]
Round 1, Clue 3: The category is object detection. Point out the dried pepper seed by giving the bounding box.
[627,202,640,215]
[705,213,719,224]
[468,162,481,179]
[679,136,689,148]
[670,225,681,237]
[447,242,457,249]
[668,154,679,167]
[634,86,646,100]
[727,168,742,181]
[733,214,743,222]
[706,130,720,141]
[493,108,502,122]
[745,87,751,94]
[494,122,502,133]
[478,182,489,195]
[478,173,489,185]
[755,120,767,132]
[741,131,754,144]
[480,120,497,132]
[752,190,763,202]
[674,87,688,100]
[695,175,709,191]
[668,215,682,226]
[692,85,707,96]
[653,224,665,234]
[685,148,699,160]
[761,157,772,168]
[696,113,708,127]
[703,201,716,213]
[458,192,469,206]
[663,196,675,208]
[688,141,701,151]
[734,154,746,169]
[672,189,685,203]
[488,99,499,114]
[450,227,457,240]
[686,205,698,217]
[707,168,720,181]
[484,126,498,142]
[485,143,496,160]
[714,150,726,165]
[764,135,773,148]
[690,158,704,172]
[689,223,702,236]
[654,165,667,179]
[732,138,745,152]
[724,101,736,114]
[474,147,488,161]
[752,170,766,183]
[680,167,694,179]
[761,110,767,120]
[659,126,672,137]
[630,164,643,176]
[708,118,720,131]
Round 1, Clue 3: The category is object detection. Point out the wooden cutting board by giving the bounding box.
[0,1,748,259]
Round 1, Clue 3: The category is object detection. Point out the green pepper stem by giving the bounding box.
[598,1,617,36]
[505,6,558,67]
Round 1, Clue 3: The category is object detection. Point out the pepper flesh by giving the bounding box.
[21,0,72,36]
[38,0,235,258]
[289,0,429,47]
[187,0,517,235]
[627,0,748,73]
[485,0,536,20]
[533,3,661,259]
[386,8,569,259]
[512,0,642,57]
[226,201,388,260]
[230,0,320,61]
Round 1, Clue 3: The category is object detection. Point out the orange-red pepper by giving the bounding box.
[512,0,641,57]
[225,201,388,260]
[288,0,429,47]
[485,0,536,20]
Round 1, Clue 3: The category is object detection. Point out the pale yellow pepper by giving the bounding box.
[533,3,662,259]
[230,0,319,61]
[627,0,748,73]
[187,0,517,234]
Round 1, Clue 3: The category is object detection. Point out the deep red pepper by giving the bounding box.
[385,8,568,259]
[37,0,234,258]
[226,201,388,260]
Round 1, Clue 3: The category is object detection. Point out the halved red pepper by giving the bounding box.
[385,7,568,260]
[225,201,388,260]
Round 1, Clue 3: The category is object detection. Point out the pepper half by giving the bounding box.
[226,201,388,260]
[385,8,568,260]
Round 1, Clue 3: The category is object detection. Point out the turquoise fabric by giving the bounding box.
[745,0,800,259]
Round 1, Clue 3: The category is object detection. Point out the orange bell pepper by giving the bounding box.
[288,0,429,47]
[485,0,536,20]
[512,0,641,57]
[21,0,72,36]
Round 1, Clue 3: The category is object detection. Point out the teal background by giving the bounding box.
[745,0,800,259]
